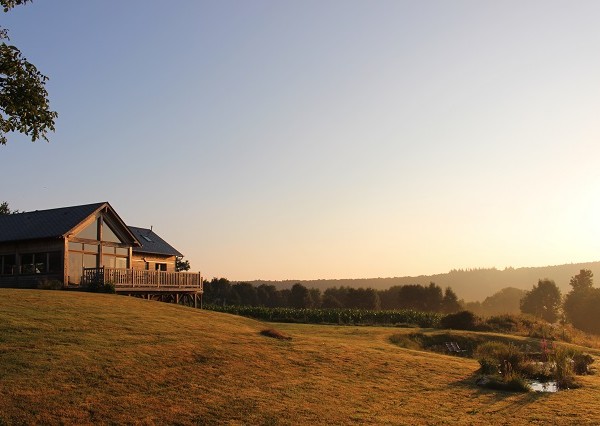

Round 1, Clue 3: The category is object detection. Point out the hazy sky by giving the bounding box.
[2,1,600,281]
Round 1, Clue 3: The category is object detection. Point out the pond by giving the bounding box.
[528,380,558,393]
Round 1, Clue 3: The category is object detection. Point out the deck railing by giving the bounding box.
[81,267,202,291]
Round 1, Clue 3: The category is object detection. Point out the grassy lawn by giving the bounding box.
[1,289,599,425]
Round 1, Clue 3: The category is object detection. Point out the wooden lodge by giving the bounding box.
[0,202,202,306]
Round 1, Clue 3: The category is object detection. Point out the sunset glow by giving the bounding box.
[2,1,600,281]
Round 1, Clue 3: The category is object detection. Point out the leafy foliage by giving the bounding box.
[0,0,57,145]
[569,269,594,292]
[87,280,116,294]
[463,287,527,316]
[564,270,600,334]
[175,257,190,272]
[0,201,18,214]
[440,310,479,330]
[520,279,561,322]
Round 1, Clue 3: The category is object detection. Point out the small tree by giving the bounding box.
[0,201,19,214]
[441,287,461,313]
[175,257,190,272]
[520,279,562,323]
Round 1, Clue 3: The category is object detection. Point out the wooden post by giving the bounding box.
[63,237,69,287]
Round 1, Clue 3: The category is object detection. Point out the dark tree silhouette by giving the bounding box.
[520,279,561,322]
[564,269,600,333]
[289,283,312,309]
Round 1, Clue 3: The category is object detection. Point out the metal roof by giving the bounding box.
[0,202,107,243]
[128,226,183,257]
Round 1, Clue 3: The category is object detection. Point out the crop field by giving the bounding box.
[206,304,442,327]
[1,289,600,425]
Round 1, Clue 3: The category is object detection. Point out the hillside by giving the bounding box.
[248,261,600,301]
[1,290,600,424]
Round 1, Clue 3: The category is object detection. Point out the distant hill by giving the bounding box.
[245,261,600,302]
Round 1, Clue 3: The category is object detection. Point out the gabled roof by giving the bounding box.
[0,202,107,243]
[128,226,183,257]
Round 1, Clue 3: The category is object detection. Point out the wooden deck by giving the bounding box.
[82,267,203,293]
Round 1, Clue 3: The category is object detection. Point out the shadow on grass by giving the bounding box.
[452,371,552,403]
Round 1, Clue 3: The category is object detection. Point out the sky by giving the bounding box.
[1,1,600,281]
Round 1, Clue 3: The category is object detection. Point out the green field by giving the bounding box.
[1,289,600,425]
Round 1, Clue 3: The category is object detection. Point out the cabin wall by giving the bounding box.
[131,253,177,272]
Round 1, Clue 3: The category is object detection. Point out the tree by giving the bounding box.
[0,0,57,145]
[564,269,600,333]
[441,287,461,314]
[0,201,18,214]
[231,282,258,306]
[309,288,322,308]
[203,277,232,306]
[289,283,312,309]
[569,269,594,292]
[520,279,562,323]
[175,257,190,272]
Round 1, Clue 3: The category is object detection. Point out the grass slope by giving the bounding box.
[1,290,600,425]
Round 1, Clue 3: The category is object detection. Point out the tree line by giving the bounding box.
[203,278,462,313]
[520,269,600,334]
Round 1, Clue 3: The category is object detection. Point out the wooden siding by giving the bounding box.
[131,253,177,272]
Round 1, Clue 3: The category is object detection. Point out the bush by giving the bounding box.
[478,357,499,375]
[37,279,63,290]
[484,315,519,333]
[552,346,577,389]
[573,353,594,375]
[440,310,479,330]
[474,341,524,376]
[88,281,116,294]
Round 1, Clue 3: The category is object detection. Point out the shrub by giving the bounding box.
[37,279,63,290]
[440,310,479,330]
[551,346,577,389]
[475,341,524,376]
[484,315,519,333]
[478,357,499,375]
[573,353,594,375]
[87,281,116,294]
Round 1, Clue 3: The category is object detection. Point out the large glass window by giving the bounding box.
[68,252,83,284]
[102,221,122,243]
[0,254,16,275]
[115,257,127,269]
[69,242,82,251]
[102,255,115,268]
[48,252,61,274]
[84,244,98,253]
[76,220,98,240]
[116,247,128,256]
[83,254,97,269]
[34,252,46,274]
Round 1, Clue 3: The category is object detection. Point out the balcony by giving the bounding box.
[81,267,203,293]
